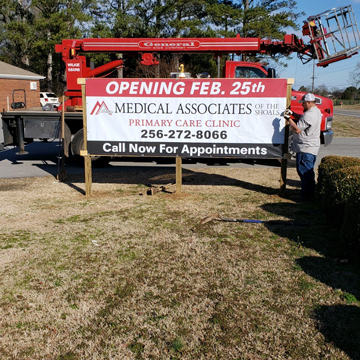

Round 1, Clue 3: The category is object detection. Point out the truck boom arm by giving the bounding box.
[54,5,360,107]
[54,34,316,100]
[55,35,311,63]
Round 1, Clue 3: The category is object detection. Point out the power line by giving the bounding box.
[320,65,357,73]
[295,82,351,88]
[282,55,359,79]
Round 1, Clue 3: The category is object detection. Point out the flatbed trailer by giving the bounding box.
[1,110,82,157]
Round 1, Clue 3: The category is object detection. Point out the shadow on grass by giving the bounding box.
[299,256,360,359]
[314,305,360,360]
[65,165,292,196]
[261,201,339,257]
[296,256,360,301]
[262,201,360,360]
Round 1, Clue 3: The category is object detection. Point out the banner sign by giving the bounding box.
[85,78,288,158]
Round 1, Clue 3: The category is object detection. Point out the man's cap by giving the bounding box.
[299,93,316,103]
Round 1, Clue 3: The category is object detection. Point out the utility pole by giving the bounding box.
[311,60,317,92]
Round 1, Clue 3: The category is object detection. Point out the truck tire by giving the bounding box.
[71,129,111,167]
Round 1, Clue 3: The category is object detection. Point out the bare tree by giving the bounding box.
[349,62,360,88]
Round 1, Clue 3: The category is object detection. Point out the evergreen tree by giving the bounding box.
[0,0,305,90]
[0,0,98,92]
[343,86,358,100]
[298,85,311,92]
[240,0,302,39]
[0,0,35,67]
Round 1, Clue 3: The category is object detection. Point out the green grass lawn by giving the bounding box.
[0,167,360,359]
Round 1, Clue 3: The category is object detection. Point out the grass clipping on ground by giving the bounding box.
[1,166,360,359]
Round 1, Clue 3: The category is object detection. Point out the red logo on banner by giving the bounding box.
[90,101,112,115]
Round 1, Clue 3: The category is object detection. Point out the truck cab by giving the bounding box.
[224,61,333,146]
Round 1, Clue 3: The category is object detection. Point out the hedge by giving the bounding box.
[317,156,360,256]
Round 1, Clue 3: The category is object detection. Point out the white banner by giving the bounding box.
[85,78,288,158]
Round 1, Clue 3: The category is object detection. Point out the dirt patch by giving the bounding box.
[0,178,37,191]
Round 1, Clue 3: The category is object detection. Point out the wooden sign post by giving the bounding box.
[78,79,92,196]
[176,157,182,193]
[279,78,294,197]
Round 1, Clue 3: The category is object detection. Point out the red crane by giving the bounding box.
[54,5,360,109]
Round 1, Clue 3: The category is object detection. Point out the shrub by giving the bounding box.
[317,156,360,200]
[317,156,360,256]
[341,184,360,256]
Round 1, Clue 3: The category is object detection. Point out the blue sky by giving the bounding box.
[277,0,360,90]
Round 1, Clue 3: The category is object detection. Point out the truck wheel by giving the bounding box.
[71,129,111,167]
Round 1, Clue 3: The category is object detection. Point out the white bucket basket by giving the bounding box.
[302,5,360,67]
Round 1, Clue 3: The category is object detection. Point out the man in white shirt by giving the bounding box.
[285,93,321,200]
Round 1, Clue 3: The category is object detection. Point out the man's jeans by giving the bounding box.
[296,152,317,199]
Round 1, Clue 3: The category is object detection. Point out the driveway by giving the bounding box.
[0,137,359,179]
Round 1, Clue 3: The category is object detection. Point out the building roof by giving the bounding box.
[0,61,45,80]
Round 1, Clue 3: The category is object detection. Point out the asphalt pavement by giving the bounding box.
[334,108,360,118]
[0,138,359,179]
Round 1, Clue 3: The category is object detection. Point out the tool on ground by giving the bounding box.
[200,212,309,226]
[139,183,176,196]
